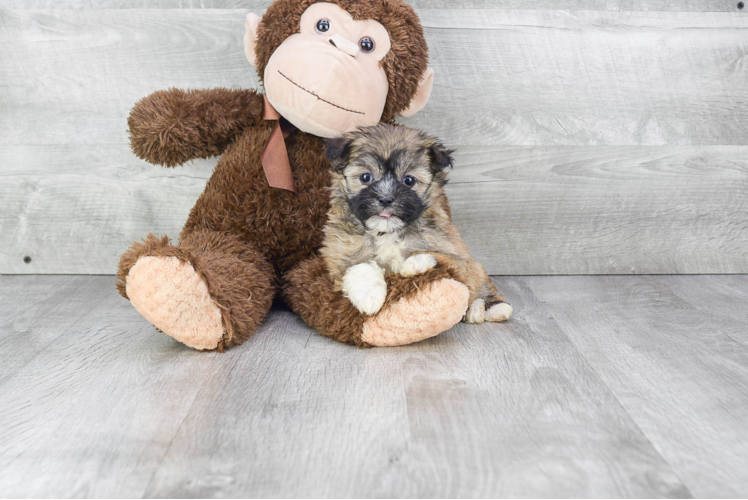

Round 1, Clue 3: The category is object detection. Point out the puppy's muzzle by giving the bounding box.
[378,194,395,206]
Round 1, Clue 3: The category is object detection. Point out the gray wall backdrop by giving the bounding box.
[1,0,747,275]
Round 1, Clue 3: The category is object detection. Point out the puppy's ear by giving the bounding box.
[325,135,354,172]
[426,140,455,173]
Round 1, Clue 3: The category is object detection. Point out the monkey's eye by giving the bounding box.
[315,19,331,33]
[360,173,373,183]
[402,175,417,187]
[359,37,375,53]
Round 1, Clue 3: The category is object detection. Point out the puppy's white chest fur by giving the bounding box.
[371,232,407,274]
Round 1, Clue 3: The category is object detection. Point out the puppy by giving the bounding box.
[321,124,512,324]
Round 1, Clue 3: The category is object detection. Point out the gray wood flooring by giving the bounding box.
[1,274,746,498]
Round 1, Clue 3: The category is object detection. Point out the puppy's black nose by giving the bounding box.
[378,195,395,206]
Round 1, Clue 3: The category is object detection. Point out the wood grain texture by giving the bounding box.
[0,1,742,11]
[0,144,214,274]
[0,275,705,498]
[524,275,748,497]
[2,7,747,274]
[406,9,748,146]
[0,8,260,146]
[656,274,748,350]
[2,8,746,146]
[3,145,746,274]
[446,146,748,275]
[0,275,235,498]
[0,275,107,383]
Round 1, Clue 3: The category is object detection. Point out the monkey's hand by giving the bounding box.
[400,253,437,277]
[128,88,265,167]
[342,262,387,315]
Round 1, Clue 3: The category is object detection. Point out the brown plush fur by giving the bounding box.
[282,255,461,347]
[128,88,265,168]
[321,124,505,310]
[118,231,276,351]
[117,0,457,349]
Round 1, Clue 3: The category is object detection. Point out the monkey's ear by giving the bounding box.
[325,136,354,172]
[243,13,261,67]
[427,140,455,173]
[400,67,435,118]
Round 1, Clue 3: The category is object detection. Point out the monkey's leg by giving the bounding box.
[116,230,275,351]
[282,255,469,347]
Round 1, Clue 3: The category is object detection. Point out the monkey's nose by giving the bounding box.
[328,34,359,57]
[378,195,395,206]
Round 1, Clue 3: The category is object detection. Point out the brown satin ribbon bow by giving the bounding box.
[262,95,297,192]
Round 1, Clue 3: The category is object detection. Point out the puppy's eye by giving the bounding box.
[360,173,373,183]
[316,19,331,33]
[402,175,417,187]
[359,37,375,53]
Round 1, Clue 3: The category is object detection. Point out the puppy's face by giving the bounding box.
[326,124,454,233]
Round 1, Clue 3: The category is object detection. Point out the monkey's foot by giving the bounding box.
[362,278,469,347]
[126,256,225,350]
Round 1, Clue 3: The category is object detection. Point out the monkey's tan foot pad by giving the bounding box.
[126,256,225,350]
[362,278,469,347]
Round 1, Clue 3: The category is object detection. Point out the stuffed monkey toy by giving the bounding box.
[116,0,471,350]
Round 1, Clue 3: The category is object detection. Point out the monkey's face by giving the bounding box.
[262,3,392,138]
[326,124,455,234]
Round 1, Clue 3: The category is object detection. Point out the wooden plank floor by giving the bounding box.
[0,275,746,498]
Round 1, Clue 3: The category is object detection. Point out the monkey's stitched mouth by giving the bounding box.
[277,71,365,115]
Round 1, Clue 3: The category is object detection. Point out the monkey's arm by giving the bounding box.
[128,88,265,167]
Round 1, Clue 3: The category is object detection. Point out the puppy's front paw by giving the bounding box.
[486,302,512,322]
[400,254,437,277]
[342,262,387,315]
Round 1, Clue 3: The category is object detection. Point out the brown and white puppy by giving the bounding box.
[322,124,512,323]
